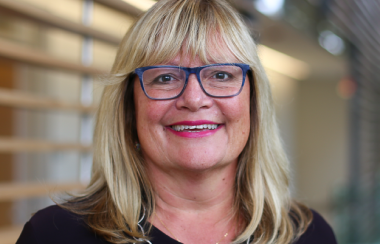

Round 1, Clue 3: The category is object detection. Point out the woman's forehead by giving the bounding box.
[161,41,240,66]
[164,55,239,67]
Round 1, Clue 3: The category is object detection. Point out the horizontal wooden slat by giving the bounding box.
[0,0,121,45]
[0,226,23,244]
[0,138,91,152]
[0,182,86,201]
[0,38,105,74]
[93,0,143,17]
[0,88,97,113]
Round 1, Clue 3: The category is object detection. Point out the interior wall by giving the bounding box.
[294,77,348,224]
[267,70,299,194]
[267,70,298,161]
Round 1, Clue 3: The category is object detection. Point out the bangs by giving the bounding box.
[128,0,248,69]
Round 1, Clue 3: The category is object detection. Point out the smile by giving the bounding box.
[171,124,219,132]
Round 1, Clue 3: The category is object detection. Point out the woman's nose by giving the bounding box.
[175,74,213,111]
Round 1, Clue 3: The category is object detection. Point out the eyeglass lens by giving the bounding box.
[142,65,243,99]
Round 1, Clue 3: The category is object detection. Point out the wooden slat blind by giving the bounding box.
[93,0,143,17]
[0,0,121,45]
[0,38,106,74]
[0,0,139,242]
[0,182,86,201]
[0,138,92,152]
[0,88,97,112]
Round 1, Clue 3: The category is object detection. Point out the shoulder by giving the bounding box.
[16,205,110,244]
[293,210,337,244]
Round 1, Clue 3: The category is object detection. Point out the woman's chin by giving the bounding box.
[168,154,235,172]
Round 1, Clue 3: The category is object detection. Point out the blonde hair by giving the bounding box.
[64,0,312,243]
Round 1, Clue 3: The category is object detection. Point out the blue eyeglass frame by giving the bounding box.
[134,63,251,100]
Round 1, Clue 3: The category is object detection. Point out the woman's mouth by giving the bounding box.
[167,121,222,138]
[171,124,219,132]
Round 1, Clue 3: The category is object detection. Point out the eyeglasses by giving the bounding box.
[134,63,250,100]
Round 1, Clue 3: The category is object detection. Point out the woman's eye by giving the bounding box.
[155,74,174,83]
[213,72,229,80]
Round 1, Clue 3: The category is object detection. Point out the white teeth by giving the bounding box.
[171,124,219,132]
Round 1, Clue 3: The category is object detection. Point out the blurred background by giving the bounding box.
[0,0,378,243]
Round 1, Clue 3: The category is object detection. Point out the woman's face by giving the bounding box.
[134,46,251,173]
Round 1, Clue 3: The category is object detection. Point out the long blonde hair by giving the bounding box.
[64,0,312,243]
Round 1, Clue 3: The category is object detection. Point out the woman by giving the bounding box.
[17,0,337,243]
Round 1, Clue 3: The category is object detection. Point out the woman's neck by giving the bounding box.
[147,161,239,244]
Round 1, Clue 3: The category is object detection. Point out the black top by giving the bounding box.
[16,205,337,244]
